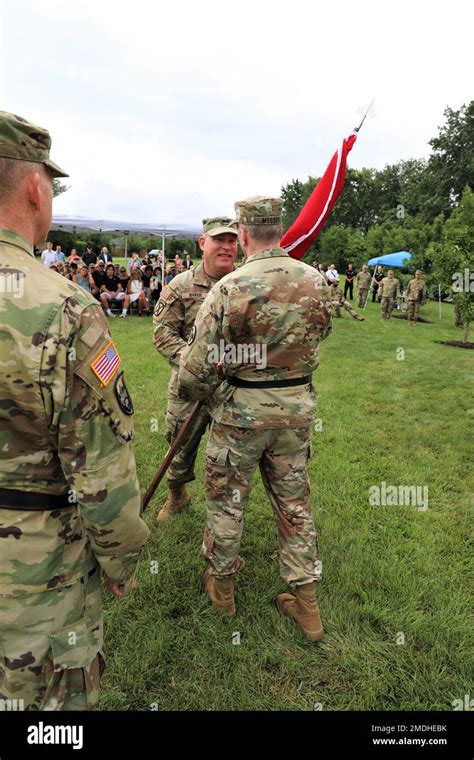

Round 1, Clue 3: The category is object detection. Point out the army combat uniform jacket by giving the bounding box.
[356,271,372,290]
[406,278,427,302]
[153,262,219,383]
[177,247,333,429]
[0,228,149,596]
[378,277,401,300]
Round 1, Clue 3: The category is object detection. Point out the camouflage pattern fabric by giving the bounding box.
[0,567,103,710]
[178,247,332,430]
[406,277,427,303]
[177,246,331,587]
[357,289,369,308]
[153,263,219,483]
[378,276,401,319]
[203,422,320,585]
[380,297,396,319]
[406,277,427,321]
[0,110,68,178]
[164,398,211,485]
[406,300,420,321]
[331,284,361,319]
[202,217,237,236]
[0,228,149,708]
[356,270,371,307]
[0,228,149,595]
[234,195,282,225]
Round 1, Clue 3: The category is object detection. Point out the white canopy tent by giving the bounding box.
[50,215,202,281]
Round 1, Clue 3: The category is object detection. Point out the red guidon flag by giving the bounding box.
[280,132,357,260]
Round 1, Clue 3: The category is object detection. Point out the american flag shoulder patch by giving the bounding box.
[90,340,122,386]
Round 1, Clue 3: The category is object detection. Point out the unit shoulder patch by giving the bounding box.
[114,372,134,415]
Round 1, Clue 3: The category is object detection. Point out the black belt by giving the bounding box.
[227,375,311,389]
[0,488,72,511]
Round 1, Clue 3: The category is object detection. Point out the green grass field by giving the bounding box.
[98,296,473,711]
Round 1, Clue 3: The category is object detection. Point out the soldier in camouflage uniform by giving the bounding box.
[356,265,371,308]
[330,282,364,320]
[0,112,149,710]
[178,197,332,641]
[378,270,401,319]
[405,270,427,324]
[152,218,238,521]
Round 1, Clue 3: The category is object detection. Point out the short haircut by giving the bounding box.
[0,157,42,206]
[243,222,282,245]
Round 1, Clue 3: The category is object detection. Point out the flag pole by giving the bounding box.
[354,97,375,133]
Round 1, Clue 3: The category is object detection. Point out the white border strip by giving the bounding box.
[283,133,356,254]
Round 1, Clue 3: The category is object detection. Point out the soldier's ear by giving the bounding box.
[238,225,249,251]
[26,171,42,211]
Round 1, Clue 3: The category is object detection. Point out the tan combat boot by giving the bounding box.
[275,582,324,641]
[156,484,191,522]
[203,567,236,616]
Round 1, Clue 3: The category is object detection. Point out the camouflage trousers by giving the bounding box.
[332,298,360,320]
[0,566,104,711]
[202,421,320,587]
[406,300,421,321]
[357,288,369,308]
[165,391,211,485]
[380,296,396,319]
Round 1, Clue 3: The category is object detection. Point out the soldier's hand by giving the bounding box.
[102,570,137,597]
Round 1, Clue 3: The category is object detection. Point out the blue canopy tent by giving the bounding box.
[368,251,412,268]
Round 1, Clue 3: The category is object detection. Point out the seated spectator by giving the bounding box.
[49,264,59,273]
[73,264,95,292]
[100,263,130,318]
[127,250,141,271]
[66,262,79,281]
[118,266,130,292]
[165,266,177,285]
[141,251,152,266]
[150,266,162,304]
[92,260,106,294]
[62,263,71,279]
[141,265,153,300]
[67,248,82,265]
[127,268,150,316]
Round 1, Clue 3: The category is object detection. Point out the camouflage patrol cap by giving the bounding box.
[234,195,282,225]
[202,216,238,237]
[0,111,68,178]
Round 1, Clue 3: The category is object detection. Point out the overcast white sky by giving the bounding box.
[0,0,471,225]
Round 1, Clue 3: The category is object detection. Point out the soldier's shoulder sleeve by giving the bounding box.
[56,296,149,588]
[177,286,224,401]
[153,280,188,367]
